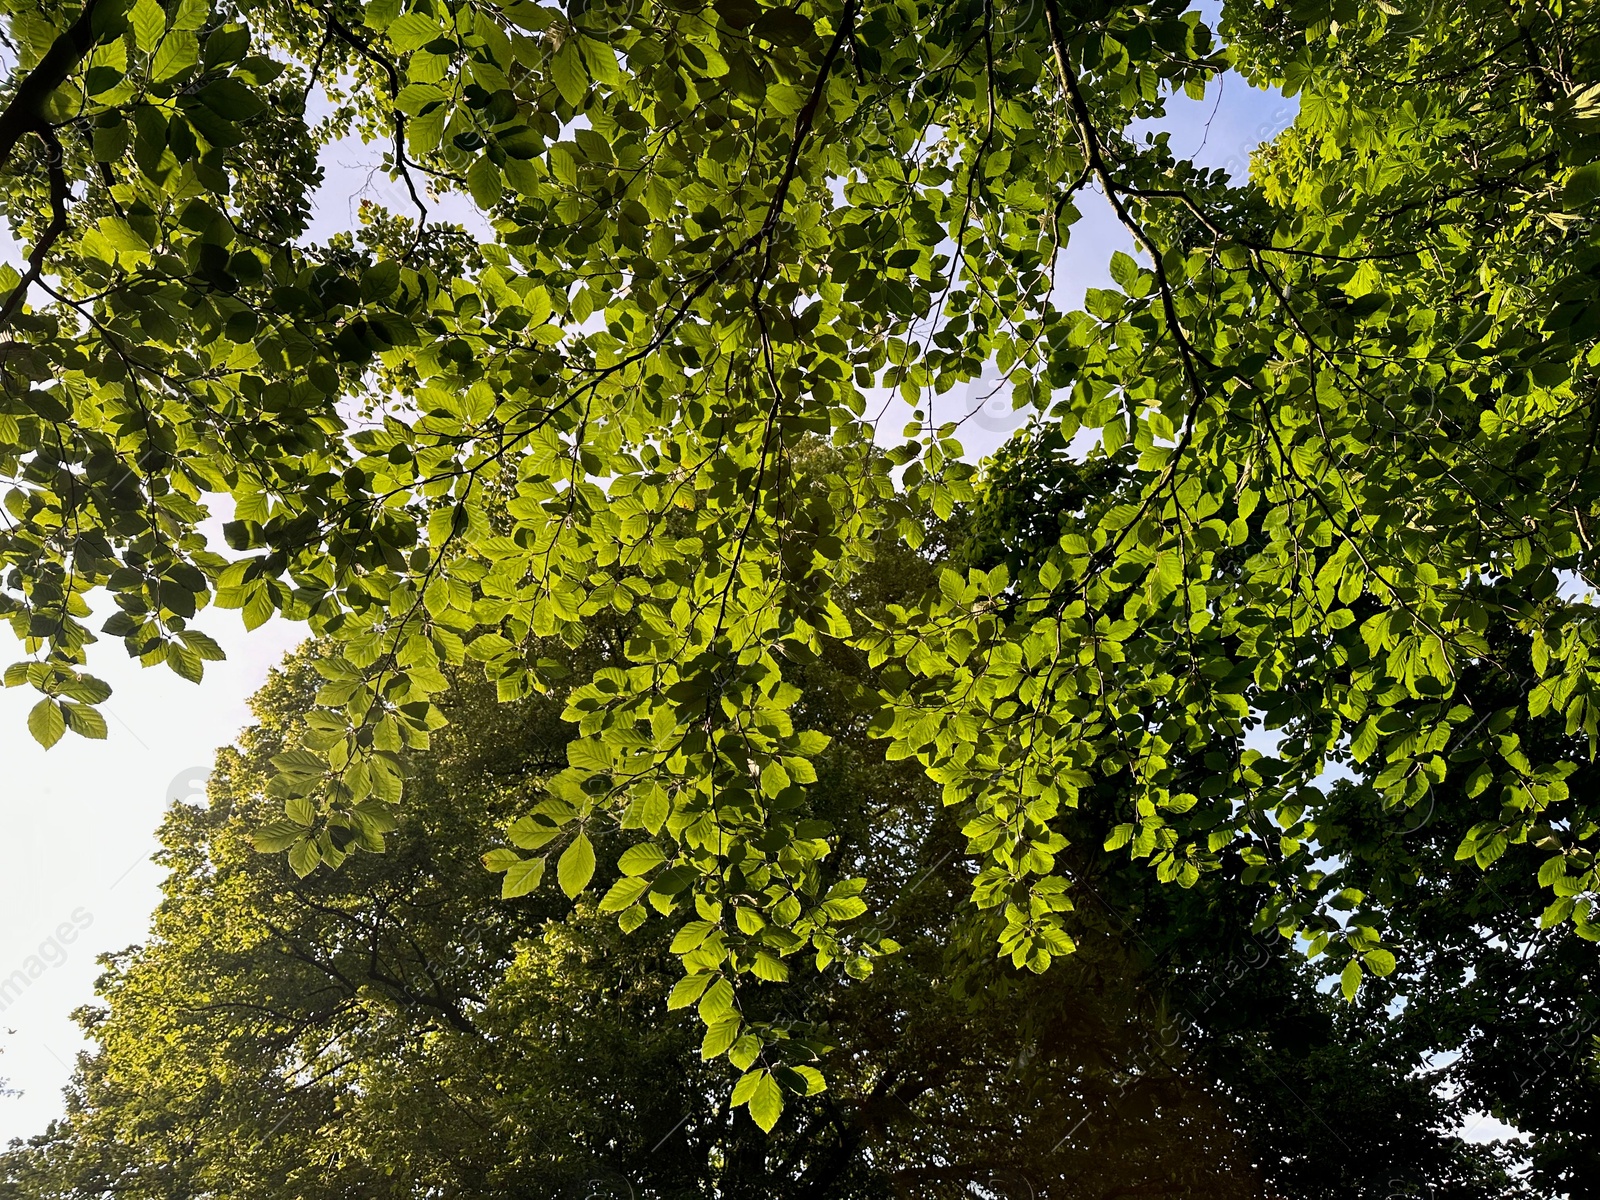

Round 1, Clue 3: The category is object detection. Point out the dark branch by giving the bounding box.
[0,0,104,170]
[325,13,432,232]
[0,129,71,327]
[0,1,106,328]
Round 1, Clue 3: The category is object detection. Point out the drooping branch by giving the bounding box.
[747,0,859,291]
[1039,0,1209,408]
[324,13,432,231]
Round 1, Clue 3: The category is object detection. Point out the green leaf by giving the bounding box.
[287,836,321,878]
[670,919,716,953]
[650,864,698,896]
[1474,831,1509,869]
[98,217,148,253]
[579,37,621,87]
[750,951,789,982]
[151,30,200,80]
[697,976,734,1023]
[784,1064,826,1095]
[1109,250,1140,291]
[361,260,401,301]
[482,847,523,872]
[201,24,249,67]
[598,875,650,911]
[667,973,713,1010]
[466,156,504,209]
[618,905,647,933]
[759,758,789,798]
[701,1015,740,1060]
[60,701,107,740]
[252,820,307,852]
[501,855,546,898]
[171,0,207,30]
[386,12,439,51]
[508,814,562,850]
[130,0,167,51]
[618,842,666,875]
[28,699,64,749]
[1364,948,1396,977]
[1564,162,1600,209]
[1102,415,1126,457]
[1339,959,1362,1001]
[271,748,328,779]
[715,0,763,26]
[197,77,265,120]
[167,646,204,684]
[1542,896,1577,928]
[748,1070,784,1131]
[566,738,611,772]
[180,631,226,661]
[819,895,867,921]
[551,40,587,109]
[731,1066,765,1106]
[57,674,111,705]
[557,831,595,897]
[749,7,813,45]
[1538,855,1569,887]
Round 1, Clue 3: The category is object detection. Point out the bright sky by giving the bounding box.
[0,56,1301,1145]
[0,613,307,1141]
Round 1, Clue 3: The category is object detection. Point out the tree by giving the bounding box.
[3,0,1600,1119]
[955,422,1600,1198]
[0,613,1531,1198]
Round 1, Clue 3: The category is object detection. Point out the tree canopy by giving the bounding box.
[3,0,1600,1130]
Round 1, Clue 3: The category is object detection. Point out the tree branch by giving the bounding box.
[0,129,71,327]
[324,13,431,232]
[0,1,105,328]
[0,0,103,170]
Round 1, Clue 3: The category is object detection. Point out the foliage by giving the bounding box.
[4,0,1600,1117]
[956,425,1600,1198]
[0,627,1538,1198]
